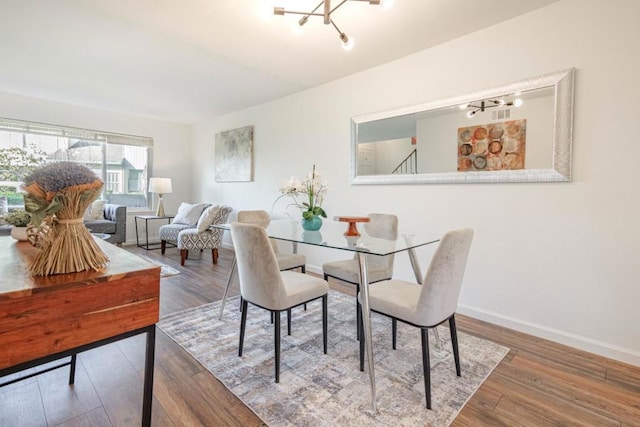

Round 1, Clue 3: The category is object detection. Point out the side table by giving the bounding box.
[135,215,174,250]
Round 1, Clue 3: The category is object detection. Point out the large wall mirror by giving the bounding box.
[351,68,574,184]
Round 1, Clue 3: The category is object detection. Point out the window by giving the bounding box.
[0,118,153,210]
[106,171,121,193]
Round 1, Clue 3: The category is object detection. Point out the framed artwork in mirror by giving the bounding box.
[457,119,527,172]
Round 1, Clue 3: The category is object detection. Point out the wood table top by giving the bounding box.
[0,236,160,301]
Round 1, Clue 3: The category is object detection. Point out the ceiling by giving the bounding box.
[0,0,559,124]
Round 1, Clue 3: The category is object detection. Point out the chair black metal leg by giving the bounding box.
[356,301,361,341]
[356,283,361,340]
[68,354,77,385]
[421,328,432,409]
[449,316,461,377]
[239,300,248,356]
[270,311,274,324]
[287,309,292,335]
[239,296,244,312]
[392,319,397,350]
[274,310,281,383]
[359,307,365,372]
[322,295,328,354]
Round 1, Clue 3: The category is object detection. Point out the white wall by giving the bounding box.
[372,138,415,174]
[192,0,640,366]
[0,92,192,244]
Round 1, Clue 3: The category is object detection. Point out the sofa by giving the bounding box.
[84,203,127,245]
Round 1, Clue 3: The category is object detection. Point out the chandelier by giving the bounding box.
[274,0,394,50]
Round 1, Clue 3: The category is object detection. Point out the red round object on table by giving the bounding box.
[334,216,370,236]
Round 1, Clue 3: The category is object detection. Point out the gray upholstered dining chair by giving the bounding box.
[231,222,329,383]
[322,213,398,336]
[358,228,474,409]
[219,210,307,321]
[237,210,306,272]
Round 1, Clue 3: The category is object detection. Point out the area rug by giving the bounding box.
[136,254,181,278]
[158,291,508,426]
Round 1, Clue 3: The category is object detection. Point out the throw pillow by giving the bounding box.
[172,202,208,227]
[196,205,221,233]
[84,200,106,221]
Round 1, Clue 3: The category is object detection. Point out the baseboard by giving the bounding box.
[457,304,640,367]
[306,264,322,276]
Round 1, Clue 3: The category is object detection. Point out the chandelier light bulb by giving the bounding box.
[381,0,395,10]
[340,33,354,50]
[514,98,523,107]
[466,110,475,118]
[459,103,469,110]
[258,3,274,21]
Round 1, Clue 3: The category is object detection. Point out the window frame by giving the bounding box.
[0,117,154,211]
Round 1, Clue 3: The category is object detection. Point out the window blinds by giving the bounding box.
[0,117,153,147]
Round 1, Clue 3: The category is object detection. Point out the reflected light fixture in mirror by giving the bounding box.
[274,0,392,50]
[460,97,523,118]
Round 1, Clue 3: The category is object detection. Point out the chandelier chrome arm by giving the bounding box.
[273,0,387,49]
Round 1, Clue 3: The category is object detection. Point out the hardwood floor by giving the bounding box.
[1,245,639,426]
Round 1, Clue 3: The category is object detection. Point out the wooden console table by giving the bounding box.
[0,236,160,426]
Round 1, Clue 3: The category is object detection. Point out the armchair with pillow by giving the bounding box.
[160,203,233,266]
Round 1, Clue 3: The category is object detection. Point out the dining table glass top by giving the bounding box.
[214,218,441,256]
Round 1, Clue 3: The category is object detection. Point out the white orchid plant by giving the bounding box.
[275,165,328,221]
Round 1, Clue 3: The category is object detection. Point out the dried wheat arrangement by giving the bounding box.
[23,162,109,276]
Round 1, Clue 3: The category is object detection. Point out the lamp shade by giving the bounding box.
[149,177,172,194]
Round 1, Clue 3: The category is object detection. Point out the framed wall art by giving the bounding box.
[215,125,254,182]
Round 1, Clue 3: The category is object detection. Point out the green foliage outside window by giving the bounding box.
[0,146,47,207]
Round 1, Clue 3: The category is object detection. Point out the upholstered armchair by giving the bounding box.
[160,203,233,266]
[160,202,210,255]
[178,205,232,266]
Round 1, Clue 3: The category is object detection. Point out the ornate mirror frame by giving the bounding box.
[350,68,575,184]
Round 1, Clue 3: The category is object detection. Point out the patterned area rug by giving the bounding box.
[136,254,181,278]
[158,291,508,426]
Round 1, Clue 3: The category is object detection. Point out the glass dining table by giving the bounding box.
[214,218,441,413]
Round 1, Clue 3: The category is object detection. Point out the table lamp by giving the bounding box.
[149,177,172,217]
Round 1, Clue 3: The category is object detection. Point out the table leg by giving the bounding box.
[357,252,378,414]
[135,217,141,248]
[219,255,237,320]
[145,219,150,251]
[142,325,156,427]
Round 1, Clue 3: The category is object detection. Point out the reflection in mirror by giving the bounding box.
[351,68,574,184]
